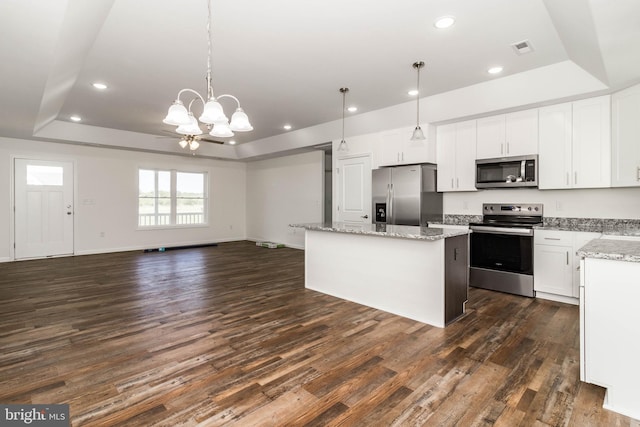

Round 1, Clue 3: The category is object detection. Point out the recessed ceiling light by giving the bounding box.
[228,140,236,145]
[92,82,108,90]
[434,16,456,29]
[283,124,292,130]
[488,66,504,75]
[347,106,358,113]
[70,115,82,122]
[408,89,419,96]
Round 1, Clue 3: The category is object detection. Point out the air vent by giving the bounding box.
[511,40,534,55]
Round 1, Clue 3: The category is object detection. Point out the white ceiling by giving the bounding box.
[1,0,639,156]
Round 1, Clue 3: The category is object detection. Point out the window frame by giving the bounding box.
[137,168,209,229]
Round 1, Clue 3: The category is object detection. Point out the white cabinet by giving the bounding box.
[538,95,611,189]
[612,84,640,187]
[436,120,477,192]
[573,96,611,188]
[380,127,436,166]
[538,103,573,189]
[476,109,538,159]
[534,229,600,300]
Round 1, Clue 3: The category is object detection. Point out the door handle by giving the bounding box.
[361,215,369,219]
[67,211,72,215]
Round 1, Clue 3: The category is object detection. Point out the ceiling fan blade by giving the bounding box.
[198,136,225,144]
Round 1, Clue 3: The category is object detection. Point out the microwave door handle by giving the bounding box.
[521,161,526,181]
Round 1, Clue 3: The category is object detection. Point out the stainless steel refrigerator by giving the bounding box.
[372,164,443,226]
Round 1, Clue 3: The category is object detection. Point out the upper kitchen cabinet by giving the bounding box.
[476,109,538,159]
[539,95,611,190]
[379,126,436,166]
[436,120,477,192]
[611,84,640,187]
[538,102,573,189]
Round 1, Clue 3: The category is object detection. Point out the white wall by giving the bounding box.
[246,151,324,249]
[444,187,640,219]
[0,137,247,261]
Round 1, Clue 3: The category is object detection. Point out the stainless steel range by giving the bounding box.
[469,203,543,297]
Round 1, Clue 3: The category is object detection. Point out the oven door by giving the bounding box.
[470,226,533,275]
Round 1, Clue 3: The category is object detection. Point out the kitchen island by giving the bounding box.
[290,223,470,328]
[577,237,640,420]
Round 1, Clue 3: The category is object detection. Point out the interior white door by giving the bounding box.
[337,155,371,223]
[14,159,74,259]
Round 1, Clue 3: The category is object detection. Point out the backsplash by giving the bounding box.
[543,217,640,233]
[442,214,482,225]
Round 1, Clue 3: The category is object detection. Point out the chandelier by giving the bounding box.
[162,0,252,149]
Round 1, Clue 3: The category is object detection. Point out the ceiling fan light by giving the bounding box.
[189,140,200,150]
[163,100,190,126]
[229,108,253,132]
[199,99,227,124]
[210,122,234,138]
[178,138,188,148]
[411,126,426,141]
[176,114,203,135]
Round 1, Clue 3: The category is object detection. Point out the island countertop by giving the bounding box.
[290,222,470,241]
[577,238,640,263]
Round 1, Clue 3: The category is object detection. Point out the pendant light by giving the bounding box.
[411,61,426,141]
[338,87,349,151]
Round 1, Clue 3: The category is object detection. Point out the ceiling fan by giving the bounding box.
[158,131,225,151]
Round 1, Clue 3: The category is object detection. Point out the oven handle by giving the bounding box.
[470,226,533,236]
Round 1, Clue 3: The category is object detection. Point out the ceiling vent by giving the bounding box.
[511,40,534,55]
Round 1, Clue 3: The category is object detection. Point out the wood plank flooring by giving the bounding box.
[0,241,638,426]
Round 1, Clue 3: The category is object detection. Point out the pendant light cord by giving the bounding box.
[206,0,213,99]
[342,89,346,141]
[416,64,420,125]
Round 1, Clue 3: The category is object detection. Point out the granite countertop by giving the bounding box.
[577,238,640,263]
[538,217,640,234]
[290,222,470,241]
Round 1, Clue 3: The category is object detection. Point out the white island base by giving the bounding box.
[304,227,467,328]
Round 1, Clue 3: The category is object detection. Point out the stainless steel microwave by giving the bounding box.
[476,155,538,188]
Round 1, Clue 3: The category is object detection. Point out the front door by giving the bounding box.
[14,159,74,259]
[336,155,371,223]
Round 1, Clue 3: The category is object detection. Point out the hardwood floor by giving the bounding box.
[0,241,637,426]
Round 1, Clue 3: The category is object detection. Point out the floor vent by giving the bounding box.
[511,39,534,55]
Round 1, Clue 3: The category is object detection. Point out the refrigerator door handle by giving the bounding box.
[389,183,393,222]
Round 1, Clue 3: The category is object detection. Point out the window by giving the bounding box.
[138,169,208,227]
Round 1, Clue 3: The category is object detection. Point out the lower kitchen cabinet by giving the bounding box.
[534,229,600,301]
[444,234,469,324]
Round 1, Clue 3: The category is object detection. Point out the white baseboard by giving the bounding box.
[247,237,305,250]
[535,291,579,306]
[0,257,12,263]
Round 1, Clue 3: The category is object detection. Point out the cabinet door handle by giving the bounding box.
[506,142,510,154]
[574,171,578,185]
[500,143,504,155]
[566,251,569,265]
[637,166,640,181]
[566,173,569,186]
[451,178,454,189]
[544,237,561,241]
[456,177,459,188]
